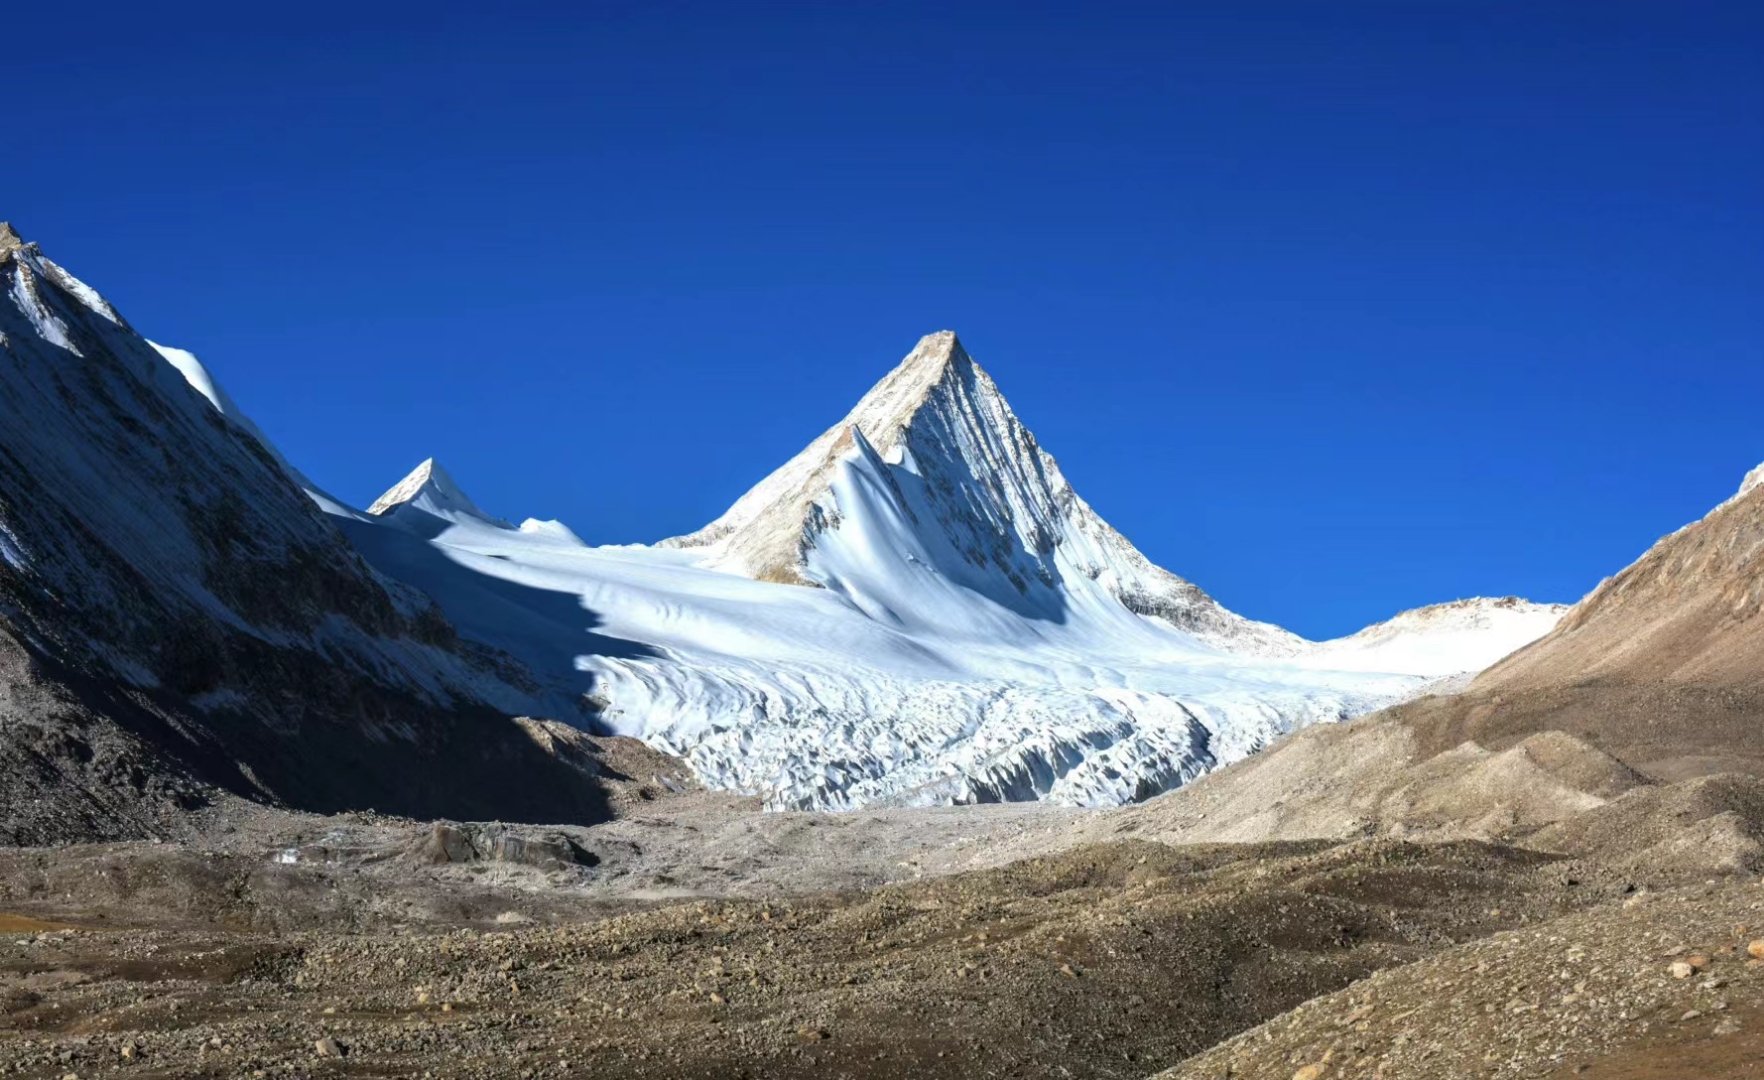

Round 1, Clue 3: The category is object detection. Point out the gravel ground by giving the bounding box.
[1158,877,1764,1080]
[3,728,1760,1079]
[0,835,1598,1080]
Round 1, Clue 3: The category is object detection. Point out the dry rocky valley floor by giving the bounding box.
[3,748,1764,1080]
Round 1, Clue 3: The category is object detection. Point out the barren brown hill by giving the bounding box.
[1398,466,1764,780]
[1060,462,1764,867]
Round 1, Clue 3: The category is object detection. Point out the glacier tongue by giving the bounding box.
[359,512,1414,809]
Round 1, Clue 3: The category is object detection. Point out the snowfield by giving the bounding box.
[154,327,1565,810]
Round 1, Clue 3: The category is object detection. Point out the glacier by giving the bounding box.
[322,333,1562,809]
[131,311,1562,810]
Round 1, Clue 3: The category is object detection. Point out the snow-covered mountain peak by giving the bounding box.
[368,458,511,528]
[662,332,1303,654]
[0,222,25,254]
[868,329,973,413]
[661,330,975,561]
[844,330,1002,449]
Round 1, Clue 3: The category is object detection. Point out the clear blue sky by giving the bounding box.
[10,1,1761,639]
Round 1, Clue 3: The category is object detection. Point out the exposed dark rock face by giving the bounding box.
[0,225,610,841]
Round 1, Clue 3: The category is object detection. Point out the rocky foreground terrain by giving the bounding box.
[1,749,1763,1080]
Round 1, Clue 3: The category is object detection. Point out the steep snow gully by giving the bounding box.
[7,229,1566,810]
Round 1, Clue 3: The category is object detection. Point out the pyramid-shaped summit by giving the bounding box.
[664,331,985,574]
[665,332,1302,654]
[368,458,509,527]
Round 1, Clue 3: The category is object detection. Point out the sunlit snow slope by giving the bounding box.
[1305,597,1570,677]
[154,327,1565,810]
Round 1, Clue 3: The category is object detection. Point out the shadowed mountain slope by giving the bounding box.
[0,222,613,839]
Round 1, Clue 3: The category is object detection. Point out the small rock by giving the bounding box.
[314,1037,344,1058]
[1293,1066,1326,1080]
[1670,961,1696,979]
[1748,940,1764,960]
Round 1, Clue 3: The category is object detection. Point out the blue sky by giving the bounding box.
[10,1,1761,639]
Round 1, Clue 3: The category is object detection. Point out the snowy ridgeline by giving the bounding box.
[57,259,1565,811]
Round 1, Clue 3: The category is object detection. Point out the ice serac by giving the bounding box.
[664,331,1302,654]
[0,224,608,841]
